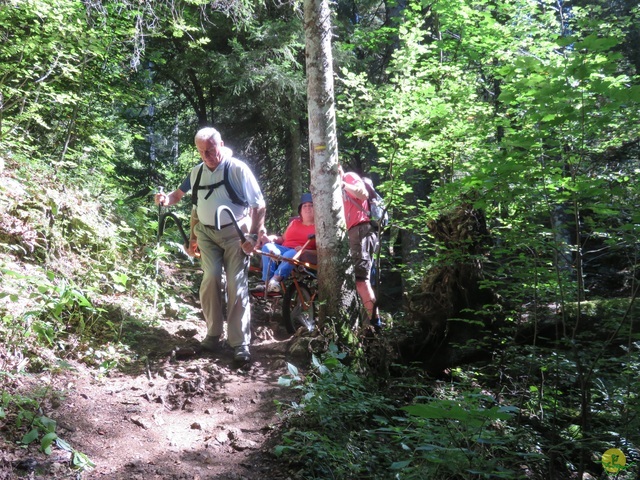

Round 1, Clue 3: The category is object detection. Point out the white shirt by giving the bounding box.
[189,156,265,227]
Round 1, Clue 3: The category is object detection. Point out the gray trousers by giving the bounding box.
[195,219,251,348]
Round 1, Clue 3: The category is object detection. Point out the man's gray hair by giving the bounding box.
[195,127,222,145]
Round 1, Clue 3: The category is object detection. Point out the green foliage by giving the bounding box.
[321,5,640,477]
[57,437,96,471]
[495,339,640,479]
[276,339,640,478]
[0,0,639,478]
[338,0,640,293]
[280,345,390,431]
[276,346,394,478]
[0,148,167,366]
[0,264,137,376]
[0,388,94,471]
[0,0,150,176]
[392,393,526,479]
[276,348,547,479]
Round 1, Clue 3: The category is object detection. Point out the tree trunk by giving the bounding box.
[304,0,355,326]
[288,110,303,212]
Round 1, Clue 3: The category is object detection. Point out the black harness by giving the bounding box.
[191,162,248,208]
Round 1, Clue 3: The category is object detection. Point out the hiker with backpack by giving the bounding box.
[339,165,383,333]
[156,128,267,363]
[155,146,235,257]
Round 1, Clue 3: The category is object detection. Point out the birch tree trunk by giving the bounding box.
[288,110,303,212]
[304,0,354,325]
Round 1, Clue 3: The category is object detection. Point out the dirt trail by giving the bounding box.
[2,306,307,480]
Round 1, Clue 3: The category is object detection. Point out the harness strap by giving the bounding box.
[203,179,225,200]
[192,162,248,207]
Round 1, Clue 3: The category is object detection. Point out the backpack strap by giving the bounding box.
[345,190,371,217]
[223,162,248,207]
[192,165,204,207]
[191,162,248,207]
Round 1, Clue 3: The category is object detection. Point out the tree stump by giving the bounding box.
[404,203,497,372]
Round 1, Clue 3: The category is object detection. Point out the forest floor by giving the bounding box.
[0,278,311,480]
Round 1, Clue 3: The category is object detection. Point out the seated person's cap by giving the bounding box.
[298,192,313,214]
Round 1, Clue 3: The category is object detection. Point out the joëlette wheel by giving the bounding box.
[282,281,315,334]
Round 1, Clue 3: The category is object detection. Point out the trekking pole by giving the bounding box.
[215,205,260,259]
[153,186,164,309]
[215,205,247,242]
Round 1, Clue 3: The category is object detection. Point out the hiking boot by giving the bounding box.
[234,345,251,363]
[267,279,281,293]
[200,335,222,353]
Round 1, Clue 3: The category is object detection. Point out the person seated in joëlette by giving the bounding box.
[260,193,316,293]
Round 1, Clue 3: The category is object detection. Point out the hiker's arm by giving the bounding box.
[248,206,267,250]
[249,206,266,236]
[342,177,368,201]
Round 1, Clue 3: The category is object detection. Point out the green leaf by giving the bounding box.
[38,415,57,433]
[287,362,299,377]
[56,438,72,452]
[311,354,321,368]
[390,460,412,469]
[21,428,39,445]
[41,432,58,454]
[72,451,96,469]
[278,376,293,387]
[557,36,576,47]
[274,445,289,457]
[578,35,620,52]
[627,85,640,102]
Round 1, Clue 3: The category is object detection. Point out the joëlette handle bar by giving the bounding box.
[256,250,317,274]
[291,234,316,261]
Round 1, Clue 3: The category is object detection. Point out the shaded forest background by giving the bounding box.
[1,0,639,478]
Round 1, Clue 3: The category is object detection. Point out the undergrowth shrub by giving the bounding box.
[391,391,535,479]
[277,346,553,479]
[0,383,95,472]
[495,339,640,479]
[276,345,394,478]
[0,154,166,354]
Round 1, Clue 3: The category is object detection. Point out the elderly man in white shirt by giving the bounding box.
[157,127,266,363]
